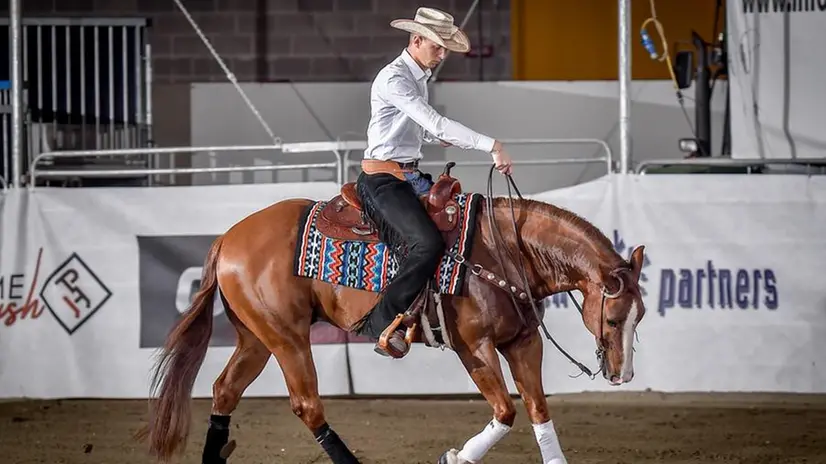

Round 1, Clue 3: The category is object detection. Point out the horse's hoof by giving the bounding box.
[219,440,236,459]
[438,449,469,464]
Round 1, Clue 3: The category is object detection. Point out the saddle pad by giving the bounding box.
[293,192,483,295]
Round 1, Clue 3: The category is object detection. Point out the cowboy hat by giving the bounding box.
[390,7,471,53]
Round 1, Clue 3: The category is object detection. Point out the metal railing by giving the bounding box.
[341,138,614,184]
[28,144,342,188]
[0,17,153,189]
[635,157,826,175]
[26,138,613,188]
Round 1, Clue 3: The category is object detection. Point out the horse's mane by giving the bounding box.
[489,196,617,254]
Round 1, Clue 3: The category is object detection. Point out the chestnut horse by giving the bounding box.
[137,173,647,464]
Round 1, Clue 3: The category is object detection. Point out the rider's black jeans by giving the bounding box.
[355,171,444,339]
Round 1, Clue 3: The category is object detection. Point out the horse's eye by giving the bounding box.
[606,319,620,328]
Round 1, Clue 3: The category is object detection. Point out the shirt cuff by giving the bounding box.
[476,134,496,154]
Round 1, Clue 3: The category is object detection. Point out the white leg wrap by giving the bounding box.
[441,449,469,464]
[533,420,567,464]
[456,417,511,463]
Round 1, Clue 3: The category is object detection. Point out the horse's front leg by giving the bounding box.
[439,338,515,464]
[501,330,567,464]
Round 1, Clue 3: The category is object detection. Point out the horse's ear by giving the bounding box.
[630,245,646,280]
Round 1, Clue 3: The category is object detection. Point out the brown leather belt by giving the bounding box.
[361,159,419,180]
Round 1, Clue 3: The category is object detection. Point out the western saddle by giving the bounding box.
[315,162,466,359]
[316,162,464,243]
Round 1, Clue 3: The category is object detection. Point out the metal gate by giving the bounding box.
[1,17,152,186]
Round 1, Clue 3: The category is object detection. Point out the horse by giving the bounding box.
[136,165,647,464]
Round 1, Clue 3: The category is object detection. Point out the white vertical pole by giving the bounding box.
[10,0,22,187]
[618,0,632,174]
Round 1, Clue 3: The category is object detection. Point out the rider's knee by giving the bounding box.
[418,231,445,258]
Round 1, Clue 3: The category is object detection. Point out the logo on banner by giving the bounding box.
[543,229,779,317]
[39,253,112,334]
[0,248,112,334]
[614,230,779,317]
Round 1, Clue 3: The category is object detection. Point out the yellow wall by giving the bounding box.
[511,0,724,80]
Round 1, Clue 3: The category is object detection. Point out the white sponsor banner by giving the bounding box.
[2,175,825,398]
[0,183,349,399]
[543,174,826,393]
[349,174,826,394]
[728,0,826,159]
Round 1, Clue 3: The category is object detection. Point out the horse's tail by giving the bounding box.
[135,235,224,462]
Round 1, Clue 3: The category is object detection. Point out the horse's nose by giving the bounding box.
[622,370,635,383]
[609,375,622,386]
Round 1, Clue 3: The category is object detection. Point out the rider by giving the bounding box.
[355,6,513,357]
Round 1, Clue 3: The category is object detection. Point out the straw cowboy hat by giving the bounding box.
[390,7,471,53]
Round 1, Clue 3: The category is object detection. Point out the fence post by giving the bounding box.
[618,0,632,174]
[10,0,23,187]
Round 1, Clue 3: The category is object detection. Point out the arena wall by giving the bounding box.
[1,173,823,399]
[185,79,727,193]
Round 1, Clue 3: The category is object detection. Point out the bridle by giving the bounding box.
[445,165,631,380]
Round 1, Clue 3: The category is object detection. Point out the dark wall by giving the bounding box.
[0,0,511,180]
[7,0,511,83]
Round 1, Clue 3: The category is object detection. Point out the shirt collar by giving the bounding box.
[400,49,431,81]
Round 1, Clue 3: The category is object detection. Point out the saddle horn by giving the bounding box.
[442,161,456,177]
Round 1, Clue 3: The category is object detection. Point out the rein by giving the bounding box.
[446,165,616,380]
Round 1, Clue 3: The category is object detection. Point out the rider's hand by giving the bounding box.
[439,139,452,147]
[491,141,513,176]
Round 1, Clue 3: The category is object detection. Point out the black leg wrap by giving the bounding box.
[202,414,231,464]
[313,423,360,464]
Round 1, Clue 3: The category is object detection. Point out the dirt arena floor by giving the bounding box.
[1,392,825,464]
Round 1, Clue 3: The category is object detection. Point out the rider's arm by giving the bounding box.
[382,74,496,154]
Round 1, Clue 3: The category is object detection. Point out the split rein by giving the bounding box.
[445,165,614,380]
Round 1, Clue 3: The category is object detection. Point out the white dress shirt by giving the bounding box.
[363,49,496,163]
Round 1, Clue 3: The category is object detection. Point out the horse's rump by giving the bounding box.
[292,192,484,296]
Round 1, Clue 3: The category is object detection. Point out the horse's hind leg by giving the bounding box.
[501,330,567,464]
[235,301,360,464]
[203,309,270,464]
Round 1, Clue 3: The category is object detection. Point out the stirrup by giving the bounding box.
[375,314,417,359]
